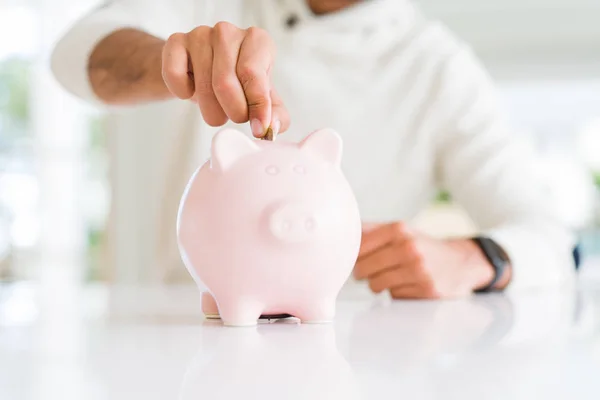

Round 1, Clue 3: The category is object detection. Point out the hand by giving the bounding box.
[353,222,507,299]
[161,22,290,137]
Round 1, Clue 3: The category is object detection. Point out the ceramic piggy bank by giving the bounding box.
[176,128,361,326]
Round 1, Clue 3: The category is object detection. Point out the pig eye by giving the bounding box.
[293,165,306,174]
[265,165,280,175]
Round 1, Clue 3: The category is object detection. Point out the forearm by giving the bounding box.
[88,28,171,104]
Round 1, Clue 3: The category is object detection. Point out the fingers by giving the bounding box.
[354,238,421,280]
[354,240,411,279]
[358,222,412,259]
[163,24,287,134]
[390,283,440,300]
[211,22,248,124]
[367,265,418,294]
[354,222,428,296]
[187,27,228,126]
[237,27,274,137]
[162,33,195,99]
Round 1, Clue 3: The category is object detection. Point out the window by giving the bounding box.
[0,6,38,279]
[0,3,110,282]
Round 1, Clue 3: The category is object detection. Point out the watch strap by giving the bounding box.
[472,236,509,293]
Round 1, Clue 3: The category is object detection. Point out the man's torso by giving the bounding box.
[172,0,463,223]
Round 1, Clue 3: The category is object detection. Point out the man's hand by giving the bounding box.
[88,24,289,137]
[162,22,289,137]
[353,222,511,299]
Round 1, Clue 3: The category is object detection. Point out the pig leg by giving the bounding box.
[216,297,264,327]
[294,297,336,324]
[201,291,220,319]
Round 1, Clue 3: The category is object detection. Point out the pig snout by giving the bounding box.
[267,201,319,243]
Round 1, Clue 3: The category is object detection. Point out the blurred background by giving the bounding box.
[0,0,599,290]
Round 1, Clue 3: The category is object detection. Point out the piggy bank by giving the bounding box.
[176,128,361,326]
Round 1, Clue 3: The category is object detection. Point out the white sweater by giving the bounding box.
[50,0,577,291]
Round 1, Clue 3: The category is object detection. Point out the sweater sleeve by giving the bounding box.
[432,44,578,291]
[49,0,199,106]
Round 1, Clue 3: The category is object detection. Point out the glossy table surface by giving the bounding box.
[1,275,600,400]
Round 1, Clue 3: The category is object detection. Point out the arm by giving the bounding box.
[50,0,289,134]
[432,45,577,291]
[354,42,576,299]
[50,0,174,106]
[85,28,170,105]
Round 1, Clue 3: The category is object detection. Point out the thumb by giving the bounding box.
[243,72,272,138]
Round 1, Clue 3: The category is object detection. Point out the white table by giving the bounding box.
[1,278,600,400]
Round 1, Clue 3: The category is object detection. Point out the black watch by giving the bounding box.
[472,236,511,292]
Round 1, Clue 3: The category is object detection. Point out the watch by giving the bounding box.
[472,236,511,292]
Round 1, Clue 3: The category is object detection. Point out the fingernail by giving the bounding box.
[272,119,281,136]
[251,119,264,137]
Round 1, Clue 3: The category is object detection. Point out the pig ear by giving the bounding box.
[299,128,343,166]
[211,128,260,172]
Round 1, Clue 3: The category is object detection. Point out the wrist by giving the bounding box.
[448,238,512,291]
[449,239,497,290]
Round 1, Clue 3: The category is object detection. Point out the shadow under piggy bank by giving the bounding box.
[179,322,362,400]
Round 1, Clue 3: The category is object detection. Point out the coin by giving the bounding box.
[261,126,277,141]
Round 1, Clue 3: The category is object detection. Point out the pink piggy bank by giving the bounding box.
[176,128,361,326]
